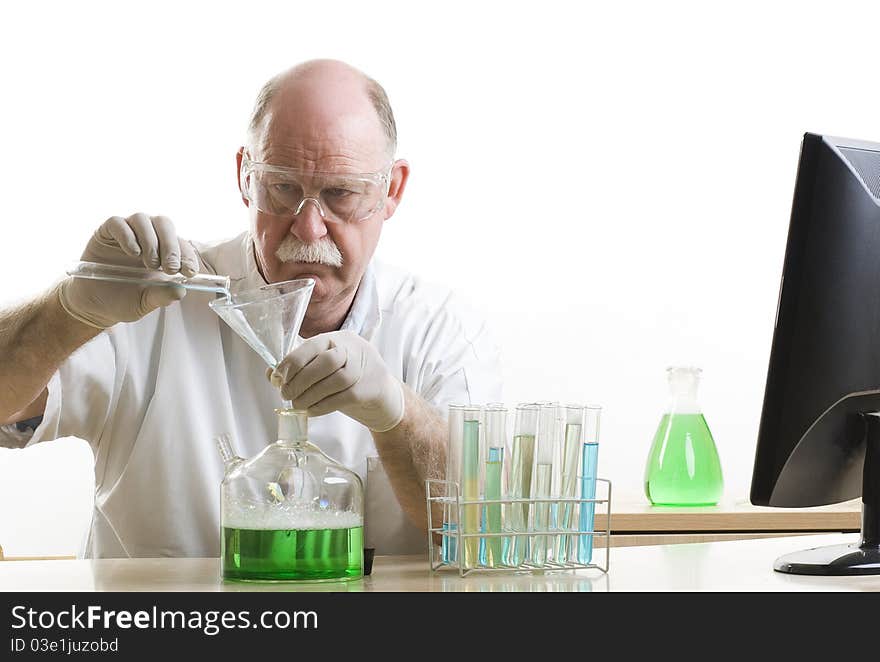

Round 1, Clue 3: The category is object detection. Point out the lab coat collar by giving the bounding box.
[340,262,380,340]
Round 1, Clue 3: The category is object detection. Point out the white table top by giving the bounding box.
[1,533,878,592]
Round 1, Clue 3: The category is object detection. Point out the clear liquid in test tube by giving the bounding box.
[555,404,584,564]
[481,404,507,567]
[443,404,465,565]
[530,403,560,566]
[505,403,538,566]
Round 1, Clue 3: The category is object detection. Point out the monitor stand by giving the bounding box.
[774,412,880,575]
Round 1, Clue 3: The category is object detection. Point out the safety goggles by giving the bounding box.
[240,156,392,224]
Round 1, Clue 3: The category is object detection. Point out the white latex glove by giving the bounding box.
[58,214,200,329]
[269,330,405,433]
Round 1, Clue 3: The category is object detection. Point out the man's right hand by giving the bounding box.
[58,213,200,329]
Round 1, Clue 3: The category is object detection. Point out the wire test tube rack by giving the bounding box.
[425,478,611,576]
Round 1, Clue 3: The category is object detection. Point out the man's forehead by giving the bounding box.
[259,165,375,183]
[254,115,387,172]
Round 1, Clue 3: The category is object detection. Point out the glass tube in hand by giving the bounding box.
[67,261,230,294]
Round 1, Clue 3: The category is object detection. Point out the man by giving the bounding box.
[0,59,502,557]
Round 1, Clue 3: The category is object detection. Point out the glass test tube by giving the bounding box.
[578,405,602,565]
[461,406,483,569]
[67,260,231,294]
[443,404,466,565]
[505,403,538,566]
[481,405,507,568]
[555,404,585,564]
[531,403,560,566]
[550,403,568,563]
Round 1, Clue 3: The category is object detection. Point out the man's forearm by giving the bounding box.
[0,283,101,423]
[371,384,448,536]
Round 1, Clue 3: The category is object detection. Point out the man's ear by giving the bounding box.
[236,147,249,207]
[382,159,410,220]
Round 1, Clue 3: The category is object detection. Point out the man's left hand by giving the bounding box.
[269,330,405,432]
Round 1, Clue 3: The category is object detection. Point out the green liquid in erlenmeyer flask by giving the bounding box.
[644,413,723,506]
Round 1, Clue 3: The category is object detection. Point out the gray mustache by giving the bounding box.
[275,236,343,267]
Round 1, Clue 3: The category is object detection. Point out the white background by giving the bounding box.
[1,0,878,556]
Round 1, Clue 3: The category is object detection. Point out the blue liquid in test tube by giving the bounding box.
[442,522,457,565]
[578,441,599,564]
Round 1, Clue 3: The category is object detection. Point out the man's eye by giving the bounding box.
[324,188,355,198]
[272,183,294,193]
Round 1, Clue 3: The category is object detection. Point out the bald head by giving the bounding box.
[247,59,397,160]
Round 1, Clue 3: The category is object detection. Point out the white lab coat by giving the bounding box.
[1,232,503,557]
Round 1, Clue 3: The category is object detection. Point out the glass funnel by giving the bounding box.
[209,277,365,581]
[208,278,315,370]
[644,366,723,506]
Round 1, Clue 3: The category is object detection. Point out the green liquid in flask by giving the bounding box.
[644,413,723,506]
[222,525,364,581]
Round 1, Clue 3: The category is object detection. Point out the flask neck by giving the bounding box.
[276,407,309,444]
[667,393,701,414]
[666,367,702,413]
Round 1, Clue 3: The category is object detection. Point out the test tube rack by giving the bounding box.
[425,478,612,576]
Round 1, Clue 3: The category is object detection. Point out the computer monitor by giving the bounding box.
[750,132,880,575]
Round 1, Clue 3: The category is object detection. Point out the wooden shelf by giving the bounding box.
[596,494,862,534]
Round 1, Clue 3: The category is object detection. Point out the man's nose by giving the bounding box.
[289,198,329,242]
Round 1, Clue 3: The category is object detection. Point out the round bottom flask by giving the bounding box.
[219,409,364,582]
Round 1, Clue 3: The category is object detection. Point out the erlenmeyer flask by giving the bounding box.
[644,366,723,506]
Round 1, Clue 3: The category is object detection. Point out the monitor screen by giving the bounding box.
[750,132,880,574]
